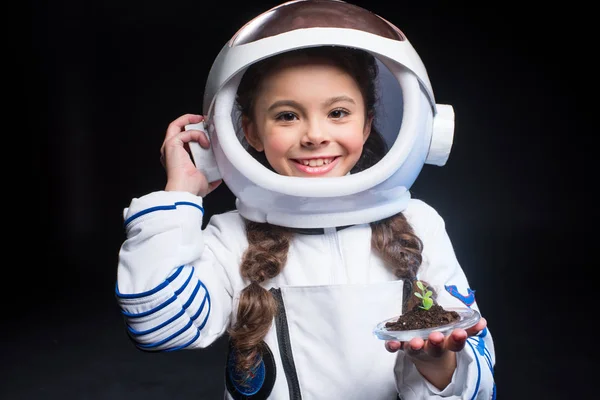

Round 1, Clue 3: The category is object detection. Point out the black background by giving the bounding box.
[19,0,594,398]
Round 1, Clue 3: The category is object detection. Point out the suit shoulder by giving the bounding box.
[405,198,442,219]
[404,198,445,235]
[205,210,246,233]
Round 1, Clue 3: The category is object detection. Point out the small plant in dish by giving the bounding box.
[414,280,433,310]
[384,280,460,331]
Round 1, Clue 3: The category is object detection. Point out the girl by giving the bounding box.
[116,4,496,399]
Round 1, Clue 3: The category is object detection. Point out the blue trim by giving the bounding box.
[127,308,186,336]
[117,267,189,316]
[115,265,186,299]
[193,290,211,331]
[142,293,209,351]
[174,267,194,296]
[124,201,204,226]
[118,264,212,351]
[470,335,487,358]
[191,288,208,321]
[469,333,495,376]
[163,328,201,352]
[483,350,493,371]
[120,294,177,318]
[127,280,210,336]
[182,281,202,309]
[444,285,476,306]
[135,318,194,349]
[466,339,482,400]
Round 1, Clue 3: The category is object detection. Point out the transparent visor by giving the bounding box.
[229,0,406,47]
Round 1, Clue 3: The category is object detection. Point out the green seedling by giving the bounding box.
[414,280,433,310]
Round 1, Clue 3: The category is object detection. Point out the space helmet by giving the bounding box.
[190,0,455,228]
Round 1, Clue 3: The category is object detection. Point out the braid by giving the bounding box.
[228,220,292,379]
[371,213,426,311]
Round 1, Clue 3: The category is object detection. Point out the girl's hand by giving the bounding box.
[385,317,487,390]
[160,114,222,197]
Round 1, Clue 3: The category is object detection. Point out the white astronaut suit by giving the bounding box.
[116,1,496,399]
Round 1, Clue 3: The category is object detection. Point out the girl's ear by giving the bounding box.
[242,116,264,152]
[363,114,374,143]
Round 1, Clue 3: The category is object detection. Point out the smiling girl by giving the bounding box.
[115,3,496,399]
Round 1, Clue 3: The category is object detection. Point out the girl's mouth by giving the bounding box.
[292,157,339,175]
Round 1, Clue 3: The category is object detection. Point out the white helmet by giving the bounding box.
[189,0,454,228]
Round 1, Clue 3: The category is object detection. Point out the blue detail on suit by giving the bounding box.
[444,285,475,306]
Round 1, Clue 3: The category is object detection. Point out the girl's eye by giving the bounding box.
[275,112,297,122]
[330,109,349,119]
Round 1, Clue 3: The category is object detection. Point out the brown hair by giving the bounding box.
[229,46,424,380]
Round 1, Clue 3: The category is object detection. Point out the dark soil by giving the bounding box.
[385,304,460,331]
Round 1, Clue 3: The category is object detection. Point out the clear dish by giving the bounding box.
[373,307,481,341]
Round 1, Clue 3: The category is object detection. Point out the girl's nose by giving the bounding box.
[302,122,329,147]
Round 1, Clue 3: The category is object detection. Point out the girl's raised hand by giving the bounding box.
[160,114,222,197]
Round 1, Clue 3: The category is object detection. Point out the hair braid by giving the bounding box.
[228,221,292,377]
[371,213,426,311]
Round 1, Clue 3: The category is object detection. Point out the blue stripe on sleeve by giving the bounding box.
[174,267,194,295]
[118,264,211,350]
[135,318,195,349]
[192,286,211,331]
[158,291,210,352]
[163,328,201,352]
[120,294,178,318]
[467,338,482,400]
[126,278,209,336]
[124,201,204,226]
[130,289,210,350]
[115,265,186,299]
[127,308,186,336]
[182,281,202,309]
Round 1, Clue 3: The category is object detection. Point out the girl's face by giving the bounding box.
[242,58,372,178]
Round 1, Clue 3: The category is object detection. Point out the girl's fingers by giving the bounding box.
[161,131,198,171]
[466,317,487,337]
[404,337,425,357]
[385,341,402,353]
[163,130,205,158]
[189,128,211,149]
[161,114,204,155]
[446,329,468,352]
[165,114,204,140]
[425,331,445,358]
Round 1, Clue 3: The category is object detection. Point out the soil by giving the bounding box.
[385,304,460,331]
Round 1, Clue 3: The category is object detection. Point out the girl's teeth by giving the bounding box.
[301,158,332,166]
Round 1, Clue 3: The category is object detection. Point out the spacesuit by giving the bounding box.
[116,1,496,398]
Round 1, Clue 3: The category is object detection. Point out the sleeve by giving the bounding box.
[395,201,497,399]
[115,190,238,352]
